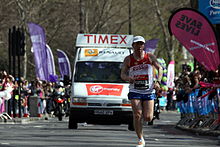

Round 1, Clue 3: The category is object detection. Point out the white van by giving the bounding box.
[68,34,134,130]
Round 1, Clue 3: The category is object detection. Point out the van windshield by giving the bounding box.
[74,61,126,83]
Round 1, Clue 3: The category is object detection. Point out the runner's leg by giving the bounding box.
[142,99,154,122]
[131,99,143,139]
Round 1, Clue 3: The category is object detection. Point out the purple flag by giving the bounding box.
[28,22,48,81]
[49,75,58,82]
[144,39,159,53]
[46,44,56,81]
[57,49,71,80]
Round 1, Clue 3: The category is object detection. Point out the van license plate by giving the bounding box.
[94,110,113,115]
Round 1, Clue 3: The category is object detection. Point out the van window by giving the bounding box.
[74,61,126,83]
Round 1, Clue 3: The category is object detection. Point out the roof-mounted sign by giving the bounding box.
[76,34,133,48]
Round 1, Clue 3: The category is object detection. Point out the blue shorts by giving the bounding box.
[128,92,156,100]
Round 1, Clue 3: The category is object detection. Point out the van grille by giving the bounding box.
[88,103,102,106]
[107,103,120,106]
[88,103,120,106]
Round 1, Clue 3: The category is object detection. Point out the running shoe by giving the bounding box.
[136,139,145,147]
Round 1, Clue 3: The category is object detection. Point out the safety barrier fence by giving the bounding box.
[0,98,13,120]
[177,88,220,131]
[0,95,40,121]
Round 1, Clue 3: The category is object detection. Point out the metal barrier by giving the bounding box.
[0,99,12,121]
[177,88,220,131]
[0,93,46,120]
[0,90,14,121]
[29,96,38,117]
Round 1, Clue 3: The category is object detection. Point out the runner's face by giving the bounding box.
[133,41,145,52]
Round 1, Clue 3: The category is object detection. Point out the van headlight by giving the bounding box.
[122,99,131,104]
[121,99,131,107]
[73,98,87,103]
[72,98,87,106]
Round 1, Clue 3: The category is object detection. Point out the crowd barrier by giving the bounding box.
[0,94,48,121]
[0,90,13,121]
[0,99,12,121]
[177,88,220,131]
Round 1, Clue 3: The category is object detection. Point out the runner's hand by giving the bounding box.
[129,77,135,84]
[154,81,160,91]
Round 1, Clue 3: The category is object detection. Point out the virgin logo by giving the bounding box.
[90,85,103,93]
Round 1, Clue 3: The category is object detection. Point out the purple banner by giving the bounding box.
[46,44,56,82]
[57,49,71,80]
[28,22,48,81]
[144,39,159,53]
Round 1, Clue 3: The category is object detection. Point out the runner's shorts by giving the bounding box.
[128,92,156,100]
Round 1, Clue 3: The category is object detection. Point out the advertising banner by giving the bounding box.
[86,84,123,96]
[76,34,133,48]
[199,0,220,24]
[79,48,131,62]
[28,22,48,81]
[144,39,159,53]
[167,61,175,88]
[168,8,220,71]
[57,49,71,80]
[46,44,56,82]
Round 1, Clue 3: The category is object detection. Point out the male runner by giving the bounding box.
[121,36,163,147]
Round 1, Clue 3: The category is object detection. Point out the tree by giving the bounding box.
[0,0,193,80]
[149,0,191,72]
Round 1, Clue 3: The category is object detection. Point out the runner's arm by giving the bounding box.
[121,56,133,83]
[148,53,163,83]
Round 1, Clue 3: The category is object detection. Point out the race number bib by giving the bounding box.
[134,80,149,90]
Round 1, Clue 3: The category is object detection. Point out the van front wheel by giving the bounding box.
[128,122,134,131]
[69,121,78,129]
[68,115,78,129]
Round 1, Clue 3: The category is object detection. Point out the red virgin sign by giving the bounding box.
[86,84,123,96]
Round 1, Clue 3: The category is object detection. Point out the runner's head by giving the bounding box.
[132,36,145,51]
[133,36,145,44]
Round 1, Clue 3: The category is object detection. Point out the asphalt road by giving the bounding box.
[0,111,219,147]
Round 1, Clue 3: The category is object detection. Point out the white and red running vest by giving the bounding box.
[128,53,155,94]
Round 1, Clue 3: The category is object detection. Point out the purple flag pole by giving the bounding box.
[46,44,56,81]
[57,49,71,80]
[28,22,48,81]
[144,39,159,53]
